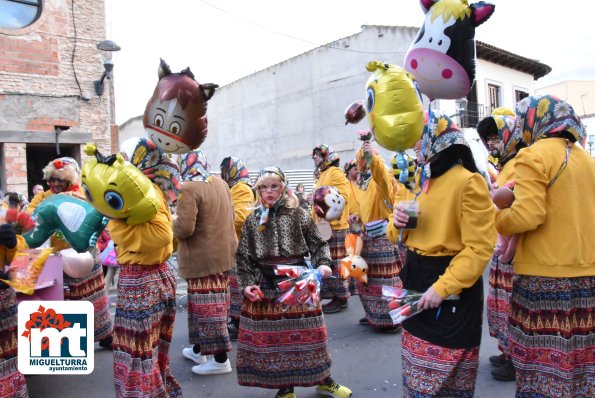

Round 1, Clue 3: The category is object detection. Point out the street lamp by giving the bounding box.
[588,134,594,156]
[95,40,121,96]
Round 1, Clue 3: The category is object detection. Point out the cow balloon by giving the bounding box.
[143,59,219,154]
[404,0,495,100]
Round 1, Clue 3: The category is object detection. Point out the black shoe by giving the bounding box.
[376,325,402,334]
[489,353,508,367]
[227,322,238,341]
[491,360,515,381]
[322,299,347,314]
[99,336,113,351]
[359,317,370,325]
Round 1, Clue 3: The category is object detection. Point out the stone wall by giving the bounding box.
[0,0,112,195]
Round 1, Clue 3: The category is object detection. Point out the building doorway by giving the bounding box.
[26,144,79,200]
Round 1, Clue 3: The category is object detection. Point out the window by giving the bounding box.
[487,83,501,113]
[0,0,42,29]
[515,89,529,102]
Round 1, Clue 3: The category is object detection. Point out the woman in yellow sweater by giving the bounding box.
[476,111,522,380]
[353,142,402,331]
[496,95,594,398]
[220,156,255,340]
[311,145,351,313]
[387,112,495,397]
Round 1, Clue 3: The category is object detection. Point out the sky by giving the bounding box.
[107,0,595,125]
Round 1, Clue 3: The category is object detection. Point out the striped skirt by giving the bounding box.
[486,255,514,356]
[236,279,331,389]
[509,275,595,398]
[320,228,349,301]
[187,272,232,355]
[64,260,112,342]
[357,235,402,328]
[113,263,182,398]
[402,330,479,398]
[228,267,242,321]
[0,287,28,398]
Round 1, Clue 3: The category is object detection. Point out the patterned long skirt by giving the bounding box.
[509,275,594,398]
[357,235,402,328]
[64,260,112,342]
[113,263,182,398]
[187,272,232,355]
[320,228,349,301]
[0,287,28,398]
[402,330,479,398]
[228,267,242,321]
[236,282,331,389]
[486,255,514,357]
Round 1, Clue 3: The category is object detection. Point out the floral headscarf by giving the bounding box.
[515,94,585,146]
[312,144,340,172]
[343,159,356,176]
[254,166,289,232]
[422,111,469,162]
[178,148,212,183]
[129,137,182,204]
[220,156,252,188]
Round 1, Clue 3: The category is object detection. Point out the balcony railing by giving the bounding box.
[460,101,490,129]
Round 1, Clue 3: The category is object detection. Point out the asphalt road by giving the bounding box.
[25,268,516,397]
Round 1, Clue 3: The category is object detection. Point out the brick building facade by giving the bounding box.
[0,0,116,197]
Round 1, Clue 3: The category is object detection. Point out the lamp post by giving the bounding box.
[588,135,594,156]
[95,40,121,96]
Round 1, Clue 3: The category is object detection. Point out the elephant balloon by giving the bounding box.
[23,194,108,253]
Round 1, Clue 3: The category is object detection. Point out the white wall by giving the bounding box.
[475,59,535,111]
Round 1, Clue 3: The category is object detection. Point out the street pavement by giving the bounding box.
[25,268,516,397]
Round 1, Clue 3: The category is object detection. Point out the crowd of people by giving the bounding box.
[0,94,593,398]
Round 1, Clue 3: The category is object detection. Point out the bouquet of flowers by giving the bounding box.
[274,264,322,310]
[382,285,461,325]
[4,209,36,235]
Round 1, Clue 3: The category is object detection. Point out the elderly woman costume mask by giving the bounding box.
[143,59,219,154]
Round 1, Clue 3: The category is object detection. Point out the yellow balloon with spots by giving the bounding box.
[365,61,425,152]
[81,144,160,225]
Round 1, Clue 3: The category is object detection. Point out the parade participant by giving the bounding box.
[353,142,402,331]
[496,95,594,398]
[81,144,182,398]
[0,223,29,398]
[236,167,352,398]
[344,160,362,233]
[219,156,255,340]
[311,145,350,313]
[295,184,309,210]
[476,110,522,381]
[31,184,44,198]
[387,112,496,397]
[175,150,237,375]
[27,157,113,349]
[4,192,29,211]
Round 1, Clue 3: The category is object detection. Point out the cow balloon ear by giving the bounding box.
[419,0,438,13]
[158,58,172,80]
[200,83,219,101]
[471,1,495,27]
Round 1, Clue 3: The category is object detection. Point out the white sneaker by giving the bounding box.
[182,347,207,365]
[191,358,232,375]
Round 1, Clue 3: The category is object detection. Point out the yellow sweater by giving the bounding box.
[496,158,515,188]
[312,166,350,230]
[1,235,27,266]
[346,180,362,218]
[387,165,496,298]
[359,155,394,224]
[496,138,595,277]
[108,186,173,265]
[230,182,254,239]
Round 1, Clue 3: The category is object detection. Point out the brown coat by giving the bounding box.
[173,176,238,279]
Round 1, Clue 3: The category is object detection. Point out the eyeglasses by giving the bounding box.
[257,183,282,192]
[486,135,501,143]
[48,177,66,183]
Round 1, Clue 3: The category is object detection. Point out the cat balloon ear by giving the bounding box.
[158,58,172,80]
[200,83,219,101]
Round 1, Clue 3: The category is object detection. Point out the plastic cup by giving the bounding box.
[399,201,419,229]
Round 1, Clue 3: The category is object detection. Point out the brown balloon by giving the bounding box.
[344,100,366,125]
